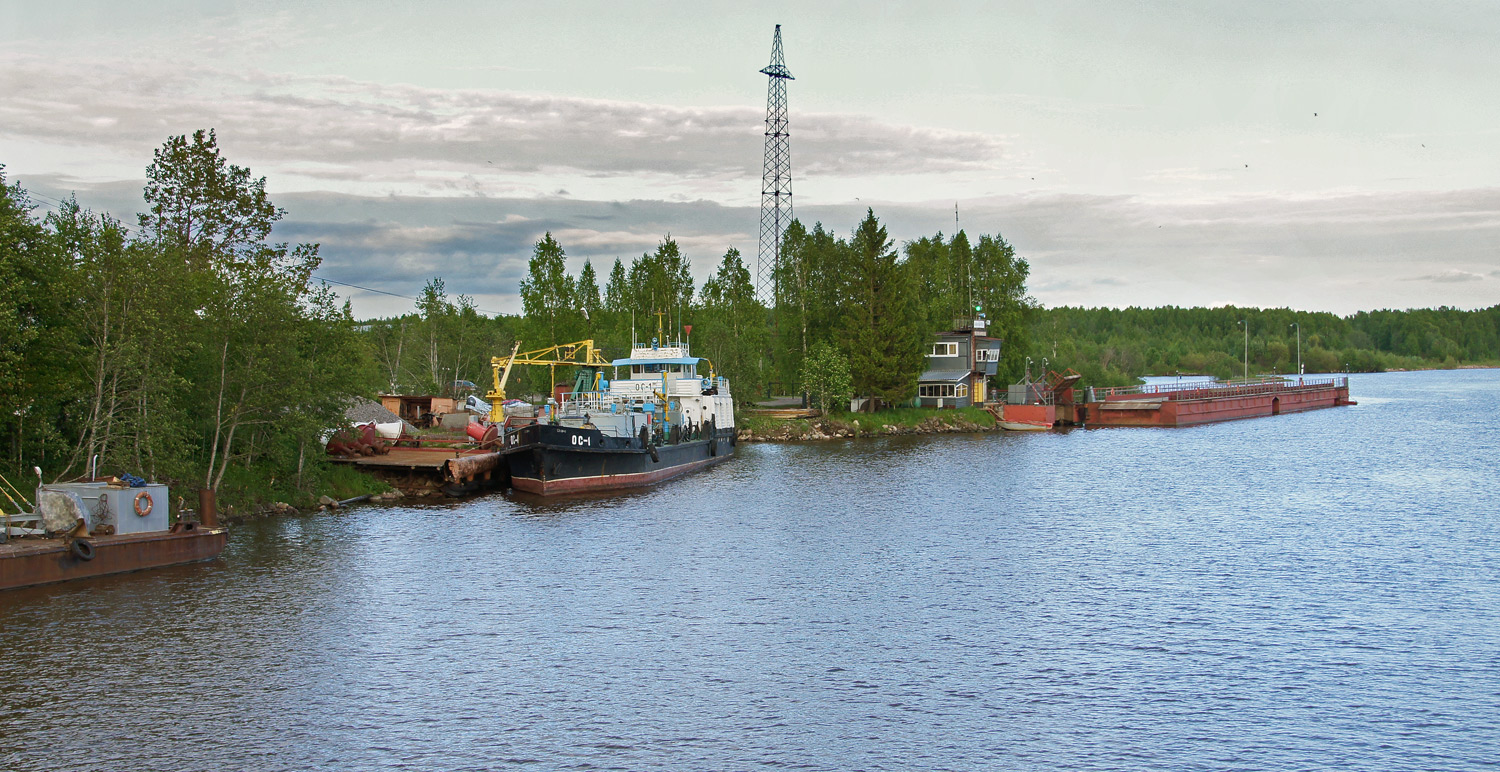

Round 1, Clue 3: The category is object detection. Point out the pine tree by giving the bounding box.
[844,209,926,408]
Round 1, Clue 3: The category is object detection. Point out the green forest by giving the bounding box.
[4,132,1498,511]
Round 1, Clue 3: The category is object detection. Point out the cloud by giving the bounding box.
[0,52,1006,186]
[17,171,1500,319]
[1408,269,1486,283]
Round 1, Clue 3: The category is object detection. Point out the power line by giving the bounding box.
[313,275,506,316]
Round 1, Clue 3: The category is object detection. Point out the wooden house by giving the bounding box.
[915,318,1002,408]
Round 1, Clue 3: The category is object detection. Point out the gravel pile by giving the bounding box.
[343,397,410,430]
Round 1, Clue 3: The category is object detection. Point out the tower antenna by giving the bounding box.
[756,24,794,304]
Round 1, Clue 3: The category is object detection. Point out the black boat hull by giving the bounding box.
[505,423,736,495]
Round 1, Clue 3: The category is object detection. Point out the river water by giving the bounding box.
[3,369,1497,771]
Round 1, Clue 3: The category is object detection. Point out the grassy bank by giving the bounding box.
[739,406,997,442]
[207,462,390,522]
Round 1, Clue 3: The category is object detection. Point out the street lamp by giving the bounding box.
[1289,322,1301,375]
[1237,319,1248,381]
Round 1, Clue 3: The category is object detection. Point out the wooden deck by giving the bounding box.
[329,447,482,471]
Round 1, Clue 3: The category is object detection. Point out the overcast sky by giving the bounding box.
[3,1,1498,317]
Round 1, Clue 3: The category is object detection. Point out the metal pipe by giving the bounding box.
[198,488,218,528]
[445,452,505,483]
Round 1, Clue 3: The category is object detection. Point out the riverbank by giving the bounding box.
[207,463,393,523]
[737,406,997,442]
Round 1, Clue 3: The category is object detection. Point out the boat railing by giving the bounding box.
[1095,376,1346,401]
[559,391,634,415]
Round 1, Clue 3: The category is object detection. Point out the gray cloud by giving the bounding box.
[0,53,1005,182]
[16,171,1500,318]
[1408,269,1487,283]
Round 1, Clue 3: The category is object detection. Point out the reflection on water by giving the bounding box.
[3,369,1498,771]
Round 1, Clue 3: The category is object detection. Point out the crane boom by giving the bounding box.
[487,339,611,422]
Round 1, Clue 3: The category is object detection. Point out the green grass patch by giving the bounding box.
[210,460,390,520]
[741,405,996,440]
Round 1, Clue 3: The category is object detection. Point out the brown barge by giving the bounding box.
[1,526,227,591]
[999,371,1355,429]
[2,482,227,591]
[1077,376,1354,427]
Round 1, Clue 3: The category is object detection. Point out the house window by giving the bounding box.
[918,384,957,398]
[930,342,958,357]
[956,383,968,399]
[975,348,1000,363]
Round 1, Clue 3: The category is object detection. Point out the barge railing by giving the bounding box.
[1095,377,1347,401]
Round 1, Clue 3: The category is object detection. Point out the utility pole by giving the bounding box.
[1290,322,1301,375]
[756,24,794,304]
[1237,319,1248,380]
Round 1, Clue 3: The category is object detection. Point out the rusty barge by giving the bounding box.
[2,482,226,592]
[1000,371,1355,429]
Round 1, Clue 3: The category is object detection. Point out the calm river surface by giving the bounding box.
[3,369,1498,771]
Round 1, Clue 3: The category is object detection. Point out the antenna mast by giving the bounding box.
[756,24,794,304]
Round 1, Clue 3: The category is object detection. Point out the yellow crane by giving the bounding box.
[487,339,611,422]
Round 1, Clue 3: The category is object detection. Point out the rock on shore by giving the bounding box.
[737,414,994,442]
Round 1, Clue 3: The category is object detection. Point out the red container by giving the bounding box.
[466,422,498,445]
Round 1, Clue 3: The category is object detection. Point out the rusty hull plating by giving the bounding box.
[0,526,228,591]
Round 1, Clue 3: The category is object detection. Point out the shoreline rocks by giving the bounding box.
[738,414,994,443]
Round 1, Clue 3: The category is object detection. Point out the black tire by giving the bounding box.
[71,538,96,561]
[709,435,718,456]
[648,444,659,463]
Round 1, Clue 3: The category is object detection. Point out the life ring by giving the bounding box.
[134,490,154,517]
[71,538,96,561]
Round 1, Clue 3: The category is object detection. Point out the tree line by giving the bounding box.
[7,128,1498,510]
[1035,304,1500,386]
[1,132,373,507]
[361,209,1039,411]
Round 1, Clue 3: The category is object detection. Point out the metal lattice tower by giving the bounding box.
[756,24,793,304]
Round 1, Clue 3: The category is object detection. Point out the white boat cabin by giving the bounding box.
[556,338,734,440]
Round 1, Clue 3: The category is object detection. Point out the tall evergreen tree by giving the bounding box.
[604,257,629,312]
[576,259,601,319]
[844,209,926,407]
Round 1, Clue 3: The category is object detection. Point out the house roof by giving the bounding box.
[918,369,972,383]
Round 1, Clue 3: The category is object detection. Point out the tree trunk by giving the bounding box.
[206,338,230,489]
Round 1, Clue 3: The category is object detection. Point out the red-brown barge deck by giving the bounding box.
[1,526,228,591]
[1078,377,1354,428]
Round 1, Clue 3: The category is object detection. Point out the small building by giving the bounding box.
[379,394,458,427]
[916,318,1002,408]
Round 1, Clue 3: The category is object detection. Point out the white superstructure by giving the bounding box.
[554,337,733,439]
